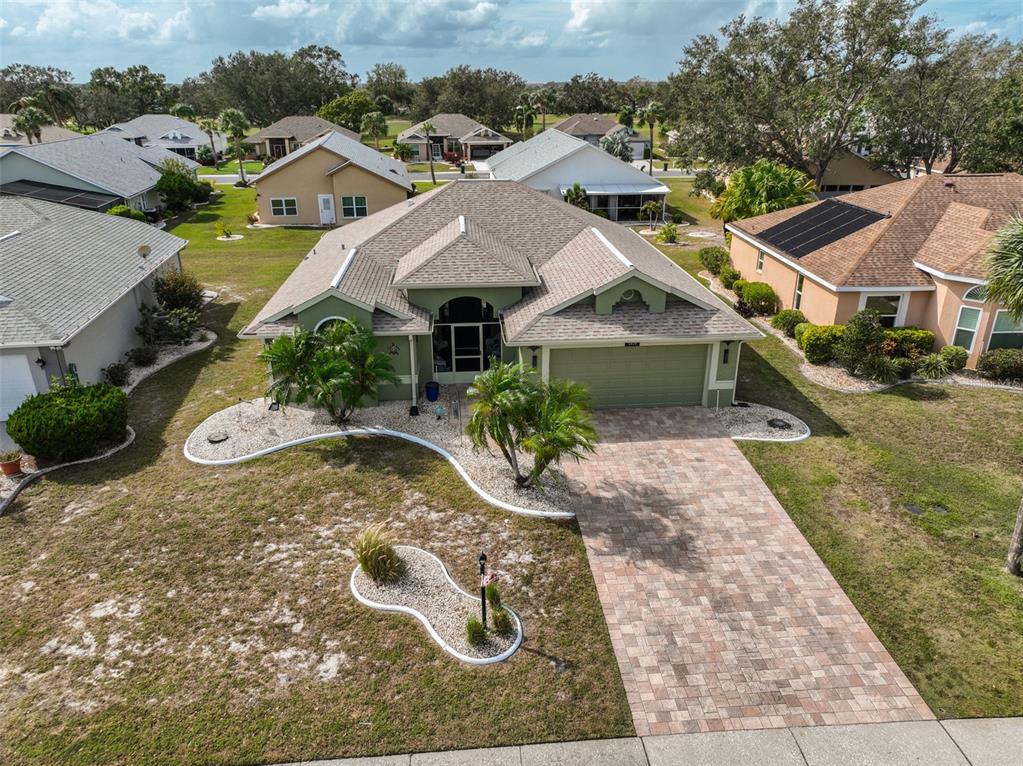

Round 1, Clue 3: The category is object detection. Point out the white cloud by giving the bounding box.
[0,17,8,30]
[252,0,328,20]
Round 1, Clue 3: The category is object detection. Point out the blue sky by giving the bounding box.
[1,0,1020,83]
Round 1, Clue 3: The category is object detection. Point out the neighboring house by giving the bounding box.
[480,129,668,222]
[0,197,186,448]
[814,148,900,197]
[397,114,512,162]
[0,132,199,213]
[552,114,650,160]
[103,114,227,160]
[249,116,361,160]
[0,114,81,147]
[909,155,952,178]
[253,130,412,227]
[242,180,759,409]
[726,172,1023,368]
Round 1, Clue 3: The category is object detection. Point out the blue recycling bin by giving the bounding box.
[425,381,440,402]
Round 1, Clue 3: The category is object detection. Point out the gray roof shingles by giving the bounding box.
[104,114,227,152]
[249,116,360,143]
[398,114,511,144]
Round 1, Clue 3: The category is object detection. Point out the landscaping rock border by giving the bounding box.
[716,403,811,442]
[350,545,522,664]
[122,328,217,395]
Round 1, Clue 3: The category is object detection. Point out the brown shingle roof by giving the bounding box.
[398,114,511,143]
[552,113,640,141]
[730,173,1023,287]
[249,115,359,143]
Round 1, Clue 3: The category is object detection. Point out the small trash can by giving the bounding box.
[425,381,440,402]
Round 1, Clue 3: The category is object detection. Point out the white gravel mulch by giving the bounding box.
[122,328,217,394]
[715,403,810,442]
[184,395,572,516]
[351,546,517,661]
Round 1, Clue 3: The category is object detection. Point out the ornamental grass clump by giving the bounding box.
[491,606,515,637]
[354,524,405,584]
[466,616,487,647]
[915,353,950,380]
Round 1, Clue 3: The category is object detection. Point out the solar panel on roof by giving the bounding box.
[0,179,120,211]
[757,199,887,258]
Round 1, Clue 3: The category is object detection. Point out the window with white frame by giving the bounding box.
[270,197,298,216]
[989,310,1023,350]
[953,305,982,351]
[341,195,368,218]
[963,284,988,302]
[794,273,805,309]
[756,250,766,272]
[863,294,902,328]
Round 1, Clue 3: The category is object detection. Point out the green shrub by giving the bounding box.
[802,325,845,364]
[741,282,779,315]
[102,361,130,386]
[884,327,935,357]
[794,322,812,348]
[0,449,21,462]
[892,356,916,379]
[154,269,204,312]
[192,180,214,203]
[466,616,487,647]
[719,266,741,290]
[915,353,950,380]
[491,606,515,637]
[136,306,200,345]
[6,381,128,461]
[698,246,730,275]
[353,523,405,584]
[127,345,159,367]
[733,298,755,318]
[484,582,501,610]
[771,309,807,337]
[107,205,146,222]
[837,309,886,374]
[732,279,748,296]
[861,353,901,384]
[655,221,679,243]
[940,345,969,371]
[977,348,1023,380]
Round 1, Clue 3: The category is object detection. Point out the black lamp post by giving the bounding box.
[478,551,488,627]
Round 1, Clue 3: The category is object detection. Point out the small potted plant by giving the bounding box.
[0,449,23,476]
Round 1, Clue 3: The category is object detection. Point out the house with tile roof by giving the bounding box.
[480,129,668,222]
[0,132,200,213]
[242,180,759,409]
[252,130,412,227]
[726,173,1023,368]
[249,116,361,160]
[0,197,186,448]
[552,113,650,160]
[397,114,512,162]
[102,114,228,160]
[0,114,81,147]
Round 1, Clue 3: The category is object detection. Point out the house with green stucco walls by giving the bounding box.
[241,180,760,409]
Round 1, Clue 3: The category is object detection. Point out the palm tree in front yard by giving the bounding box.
[637,100,665,176]
[985,215,1023,576]
[12,106,49,144]
[421,121,436,184]
[360,110,387,150]
[640,200,662,229]
[197,117,221,170]
[218,108,250,183]
[564,182,589,210]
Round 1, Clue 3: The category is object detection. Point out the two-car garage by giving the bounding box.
[547,344,709,408]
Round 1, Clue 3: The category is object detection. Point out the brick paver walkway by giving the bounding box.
[564,408,933,736]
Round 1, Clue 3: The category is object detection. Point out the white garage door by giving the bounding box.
[1,354,39,420]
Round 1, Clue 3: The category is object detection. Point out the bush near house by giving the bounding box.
[5,381,128,461]
[698,246,730,275]
[801,324,845,363]
[719,266,741,290]
[977,348,1023,380]
[914,353,951,380]
[740,282,779,315]
[771,309,807,337]
[884,327,935,357]
[940,345,969,371]
[137,306,201,345]
[102,361,130,386]
[732,279,748,296]
[793,322,812,347]
[107,205,146,222]
[154,269,205,312]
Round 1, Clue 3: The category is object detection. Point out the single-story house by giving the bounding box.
[0,114,81,146]
[480,129,668,222]
[552,114,650,160]
[103,114,227,160]
[241,180,759,409]
[814,149,900,197]
[397,114,512,162]
[726,172,1023,368]
[0,132,200,213]
[249,116,361,161]
[0,196,186,448]
[253,130,412,227]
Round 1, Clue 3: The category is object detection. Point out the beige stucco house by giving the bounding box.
[726,173,1023,368]
[249,116,360,160]
[397,114,512,162]
[813,149,900,197]
[253,130,412,227]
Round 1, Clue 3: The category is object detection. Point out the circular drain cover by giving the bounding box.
[767,418,791,430]
[904,503,924,515]
[932,504,948,515]
[207,431,229,444]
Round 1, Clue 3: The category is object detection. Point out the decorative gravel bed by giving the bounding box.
[715,403,810,442]
[122,328,217,394]
[184,395,573,516]
[351,546,519,662]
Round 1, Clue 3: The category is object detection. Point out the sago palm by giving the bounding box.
[710,159,817,224]
[257,330,319,407]
[520,379,598,487]
[466,361,536,483]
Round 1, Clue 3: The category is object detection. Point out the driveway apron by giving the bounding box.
[564,407,933,736]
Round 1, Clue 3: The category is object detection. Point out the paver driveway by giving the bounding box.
[564,408,932,736]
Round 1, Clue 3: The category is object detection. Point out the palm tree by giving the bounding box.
[392,142,414,161]
[360,111,387,150]
[34,83,76,124]
[421,120,436,184]
[529,87,556,131]
[170,103,196,121]
[617,105,635,129]
[12,106,50,144]
[710,159,817,226]
[258,330,319,406]
[637,100,665,175]
[564,182,589,210]
[218,108,250,183]
[640,200,662,229]
[197,117,221,169]
[514,102,535,138]
[466,361,538,486]
[985,216,1023,576]
[8,95,40,113]
[520,379,598,486]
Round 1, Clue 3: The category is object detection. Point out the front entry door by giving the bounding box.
[318,194,336,225]
[452,325,483,373]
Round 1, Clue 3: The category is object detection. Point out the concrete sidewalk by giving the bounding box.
[282,718,1021,765]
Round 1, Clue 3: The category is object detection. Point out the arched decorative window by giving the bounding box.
[314,315,348,332]
[963,285,987,303]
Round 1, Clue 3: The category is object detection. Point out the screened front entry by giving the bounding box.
[431,297,502,381]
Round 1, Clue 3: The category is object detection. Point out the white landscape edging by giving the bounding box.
[182,423,575,520]
[732,428,812,444]
[349,546,523,665]
[122,329,217,396]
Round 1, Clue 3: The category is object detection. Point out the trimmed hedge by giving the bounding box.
[732,279,748,296]
[794,322,811,348]
[884,327,935,357]
[802,325,845,364]
[6,382,128,461]
[771,308,807,337]
[977,348,1023,380]
[698,246,730,276]
[939,345,969,371]
[741,282,779,315]
[719,266,741,290]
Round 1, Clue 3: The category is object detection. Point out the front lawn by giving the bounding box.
[662,178,716,227]
[197,160,264,175]
[0,186,632,765]
[406,162,454,173]
[736,334,1023,718]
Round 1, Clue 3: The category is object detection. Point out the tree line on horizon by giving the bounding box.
[1,0,1020,178]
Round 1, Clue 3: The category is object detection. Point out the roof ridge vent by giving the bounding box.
[590,227,632,268]
[458,214,466,234]
[0,230,21,243]
[331,247,357,288]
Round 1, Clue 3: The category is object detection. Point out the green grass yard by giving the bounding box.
[197,160,264,176]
